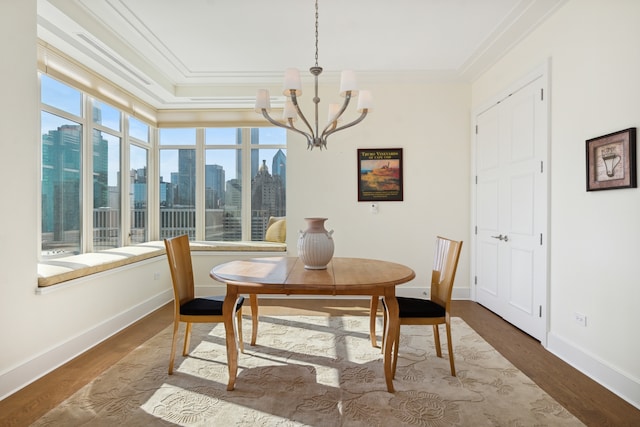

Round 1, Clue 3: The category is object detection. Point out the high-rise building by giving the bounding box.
[272,149,287,189]
[92,131,109,209]
[225,179,242,211]
[41,124,82,243]
[177,149,196,206]
[131,167,147,209]
[205,164,225,209]
[224,179,242,240]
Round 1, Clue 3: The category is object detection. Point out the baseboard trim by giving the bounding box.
[547,331,640,410]
[0,289,172,401]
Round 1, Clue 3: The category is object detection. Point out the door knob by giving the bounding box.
[491,234,509,241]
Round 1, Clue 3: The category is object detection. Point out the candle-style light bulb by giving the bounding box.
[283,68,302,96]
[255,89,271,112]
[357,90,373,112]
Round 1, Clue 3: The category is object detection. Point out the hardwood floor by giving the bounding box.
[1,299,638,426]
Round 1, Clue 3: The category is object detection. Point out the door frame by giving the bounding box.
[470,60,551,347]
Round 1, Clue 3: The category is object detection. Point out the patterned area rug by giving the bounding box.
[34,316,584,426]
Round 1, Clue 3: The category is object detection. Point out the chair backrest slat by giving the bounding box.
[430,236,463,309]
[164,235,195,307]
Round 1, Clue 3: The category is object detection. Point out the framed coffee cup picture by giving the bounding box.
[586,128,636,191]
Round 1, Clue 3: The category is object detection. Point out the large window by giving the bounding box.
[41,73,287,258]
[159,128,287,241]
[129,116,150,244]
[41,76,83,256]
[250,128,287,240]
[204,128,237,240]
[92,129,121,250]
[159,128,197,239]
[40,74,151,258]
[92,99,122,250]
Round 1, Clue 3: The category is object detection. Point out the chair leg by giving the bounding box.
[445,319,456,376]
[369,296,379,347]
[236,307,245,353]
[250,294,259,346]
[433,324,442,358]
[182,322,192,356]
[168,319,180,375]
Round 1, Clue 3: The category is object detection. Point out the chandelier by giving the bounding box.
[254,0,372,150]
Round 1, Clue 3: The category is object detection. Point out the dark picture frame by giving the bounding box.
[357,148,403,201]
[586,128,637,191]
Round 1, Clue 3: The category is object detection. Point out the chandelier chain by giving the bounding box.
[314,0,319,67]
[254,0,370,150]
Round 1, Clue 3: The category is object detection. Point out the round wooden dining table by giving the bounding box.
[210,256,415,393]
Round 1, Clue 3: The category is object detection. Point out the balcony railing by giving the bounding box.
[43,207,285,257]
[159,207,196,240]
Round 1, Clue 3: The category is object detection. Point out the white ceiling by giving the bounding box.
[37,0,565,109]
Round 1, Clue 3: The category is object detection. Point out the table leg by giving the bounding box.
[250,293,258,346]
[369,296,379,347]
[223,286,239,391]
[383,290,399,393]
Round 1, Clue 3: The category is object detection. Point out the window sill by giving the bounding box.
[37,240,287,288]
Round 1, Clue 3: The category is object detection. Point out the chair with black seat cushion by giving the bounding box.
[164,234,245,374]
[371,236,462,377]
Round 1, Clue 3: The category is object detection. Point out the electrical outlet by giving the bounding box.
[153,272,160,280]
[574,312,587,327]
[370,202,379,214]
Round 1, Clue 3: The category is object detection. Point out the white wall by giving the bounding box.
[0,0,42,398]
[286,80,471,296]
[472,0,640,408]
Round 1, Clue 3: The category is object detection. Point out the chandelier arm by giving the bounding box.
[324,122,337,134]
[261,109,313,145]
[323,110,368,139]
[285,118,315,148]
[321,92,352,136]
[260,109,294,131]
[290,91,316,137]
[320,119,338,138]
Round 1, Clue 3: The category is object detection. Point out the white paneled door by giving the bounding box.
[474,71,548,342]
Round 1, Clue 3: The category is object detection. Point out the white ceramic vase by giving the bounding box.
[297,217,334,270]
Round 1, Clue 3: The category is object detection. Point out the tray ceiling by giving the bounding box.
[37,0,565,109]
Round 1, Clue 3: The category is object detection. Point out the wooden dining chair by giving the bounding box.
[164,234,245,374]
[370,236,463,377]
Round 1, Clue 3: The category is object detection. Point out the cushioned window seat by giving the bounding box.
[37,240,287,288]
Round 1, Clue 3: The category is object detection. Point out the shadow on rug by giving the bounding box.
[33,316,584,426]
